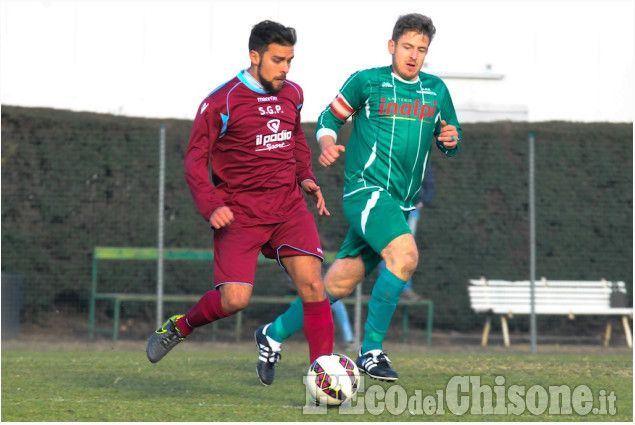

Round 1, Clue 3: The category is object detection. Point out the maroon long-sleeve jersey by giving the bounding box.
[185,70,317,225]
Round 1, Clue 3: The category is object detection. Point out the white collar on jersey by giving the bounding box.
[391,70,421,84]
[241,69,265,91]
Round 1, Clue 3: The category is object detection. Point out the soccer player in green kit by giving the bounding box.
[255,13,461,384]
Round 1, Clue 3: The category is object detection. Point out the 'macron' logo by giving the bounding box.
[379,98,437,120]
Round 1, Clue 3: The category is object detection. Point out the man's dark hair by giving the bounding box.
[249,20,297,56]
[392,13,436,43]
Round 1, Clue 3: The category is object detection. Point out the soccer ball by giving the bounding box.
[306,353,360,406]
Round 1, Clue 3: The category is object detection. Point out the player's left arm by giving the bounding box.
[434,85,462,157]
[292,102,330,216]
[292,112,315,185]
[301,179,330,216]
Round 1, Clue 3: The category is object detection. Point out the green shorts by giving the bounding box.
[336,188,412,275]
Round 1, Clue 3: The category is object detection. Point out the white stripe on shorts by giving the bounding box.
[361,190,381,235]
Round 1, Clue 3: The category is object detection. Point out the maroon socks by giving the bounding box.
[176,289,232,337]
[302,297,334,363]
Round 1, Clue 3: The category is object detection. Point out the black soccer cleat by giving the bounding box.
[355,349,399,381]
[254,324,282,386]
[146,314,186,363]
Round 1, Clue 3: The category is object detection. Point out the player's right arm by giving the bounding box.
[208,206,234,229]
[184,99,232,227]
[318,134,345,167]
[315,71,365,167]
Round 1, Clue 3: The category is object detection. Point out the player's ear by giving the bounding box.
[388,39,396,55]
[249,50,260,67]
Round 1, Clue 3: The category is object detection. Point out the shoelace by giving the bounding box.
[362,352,391,369]
[259,344,281,364]
[375,352,391,365]
[159,331,182,347]
[158,322,184,346]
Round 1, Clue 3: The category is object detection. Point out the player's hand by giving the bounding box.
[319,144,346,167]
[209,206,234,229]
[438,120,459,149]
[301,180,331,216]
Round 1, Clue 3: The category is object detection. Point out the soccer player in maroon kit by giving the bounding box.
[145,21,334,385]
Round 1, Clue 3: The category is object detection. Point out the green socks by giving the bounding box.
[361,267,406,353]
[268,297,303,342]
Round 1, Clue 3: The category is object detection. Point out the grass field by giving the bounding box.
[1,348,632,422]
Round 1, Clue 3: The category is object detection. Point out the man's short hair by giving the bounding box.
[249,20,297,55]
[392,13,436,43]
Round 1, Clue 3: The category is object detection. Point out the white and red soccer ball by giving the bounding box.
[306,353,360,406]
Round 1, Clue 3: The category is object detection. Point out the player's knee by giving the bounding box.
[386,248,418,278]
[305,279,326,294]
[401,249,419,274]
[221,293,250,313]
[296,279,327,302]
[324,258,364,299]
[326,279,357,299]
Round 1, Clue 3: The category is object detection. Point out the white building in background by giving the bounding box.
[1,1,632,123]
[431,69,529,122]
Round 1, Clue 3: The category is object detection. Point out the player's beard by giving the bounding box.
[258,65,284,94]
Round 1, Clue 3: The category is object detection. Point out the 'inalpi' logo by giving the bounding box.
[379,98,437,120]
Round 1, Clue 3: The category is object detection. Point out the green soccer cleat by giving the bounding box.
[146,314,186,363]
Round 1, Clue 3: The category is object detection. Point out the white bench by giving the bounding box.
[468,277,633,348]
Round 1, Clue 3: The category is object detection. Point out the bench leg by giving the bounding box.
[426,302,433,346]
[235,311,243,342]
[112,299,121,341]
[399,304,433,345]
[481,315,491,346]
[501,316,510,348]
[88,297,96,340]
[211,321,217,342]
[401,306,408,343]
[604,320,612,348]
[622,316,633,348]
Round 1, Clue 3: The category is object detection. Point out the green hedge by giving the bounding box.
[1,106,632,331]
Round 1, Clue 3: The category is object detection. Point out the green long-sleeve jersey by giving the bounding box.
[316,66,461,211]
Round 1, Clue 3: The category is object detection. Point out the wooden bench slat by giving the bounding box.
[473,307,633,315]
[470,299,613,304]
[469,279,626,289]
[468,292,615,299]
[469,287,616,294]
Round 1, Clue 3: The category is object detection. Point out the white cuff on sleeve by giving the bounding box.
[316,128,338,144]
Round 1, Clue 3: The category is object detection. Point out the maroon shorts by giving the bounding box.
[212,209,323,287]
